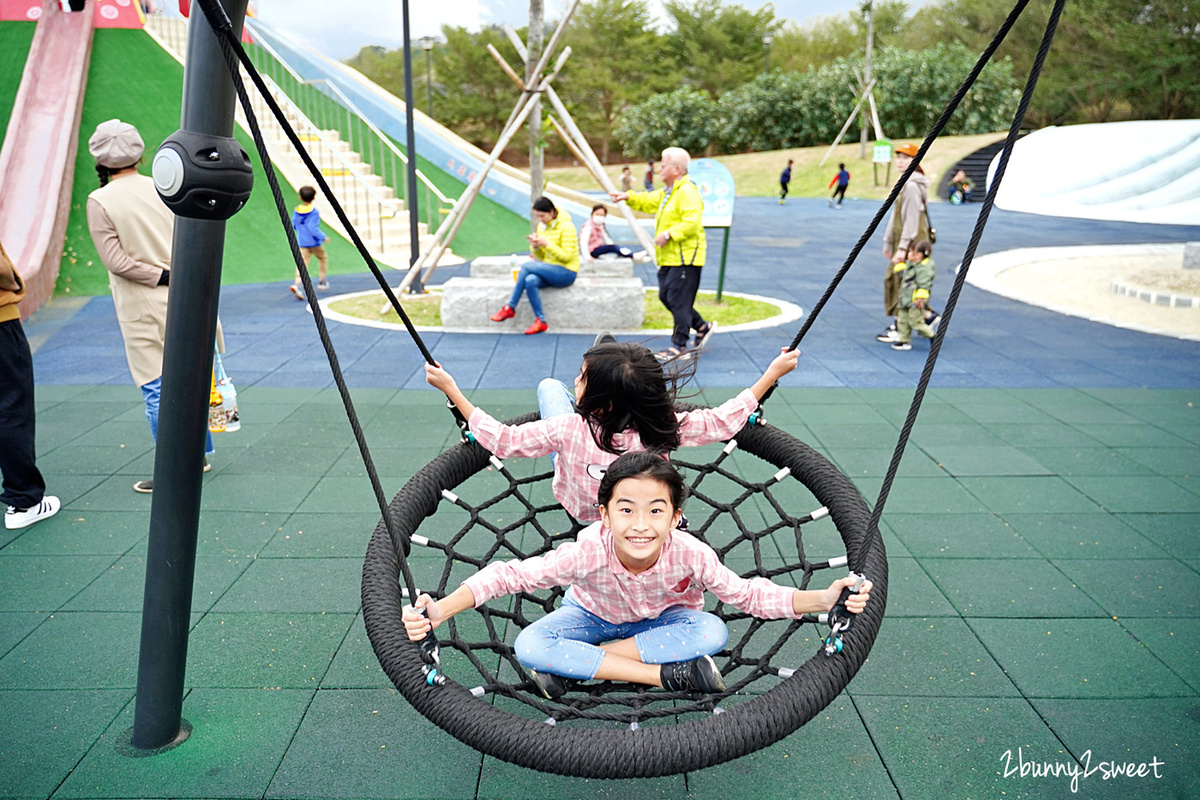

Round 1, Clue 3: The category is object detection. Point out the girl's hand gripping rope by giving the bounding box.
[823,573,869,656]
[403,594,446,686]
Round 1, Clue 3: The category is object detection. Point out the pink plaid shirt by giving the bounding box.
[464,521,799,624]
[468,389,758,522]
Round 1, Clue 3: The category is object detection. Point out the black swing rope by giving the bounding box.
[190,0,1065,778]
[193,0,457,604]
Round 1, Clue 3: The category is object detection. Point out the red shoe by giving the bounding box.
[524,318,548,335]
[490,305,515,322]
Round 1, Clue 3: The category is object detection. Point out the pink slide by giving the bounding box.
[0,0,93,319]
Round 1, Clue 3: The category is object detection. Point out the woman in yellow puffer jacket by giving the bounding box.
[490,197,579,335]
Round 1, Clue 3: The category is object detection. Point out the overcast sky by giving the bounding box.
[250,0,905,60]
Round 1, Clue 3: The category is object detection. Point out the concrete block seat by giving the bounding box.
[440,255,644,332]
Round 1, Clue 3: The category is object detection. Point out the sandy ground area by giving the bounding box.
[969,244,1200,340]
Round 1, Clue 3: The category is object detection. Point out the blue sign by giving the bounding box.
[690,158,735,228]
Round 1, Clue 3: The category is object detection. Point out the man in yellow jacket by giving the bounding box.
[611,147,714,359]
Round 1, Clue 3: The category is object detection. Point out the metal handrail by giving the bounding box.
[242,20,455,218]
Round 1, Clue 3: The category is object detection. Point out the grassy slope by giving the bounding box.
[0,23,35,143]
[56,29,526,298]
[544,132,1007,202]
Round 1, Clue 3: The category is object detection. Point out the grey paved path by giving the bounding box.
[26,199,1200,395]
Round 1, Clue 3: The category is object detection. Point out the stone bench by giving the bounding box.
[440,257,645,332]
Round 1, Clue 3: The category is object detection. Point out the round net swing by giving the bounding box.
[361,410,887,776]
[191,0,1064,779]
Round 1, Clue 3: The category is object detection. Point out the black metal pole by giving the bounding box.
[131,0,249,751]
[401,0,423,293]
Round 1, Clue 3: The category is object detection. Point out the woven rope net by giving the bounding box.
[362,411,888,777]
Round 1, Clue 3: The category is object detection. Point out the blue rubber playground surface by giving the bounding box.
[4,197,1199,799]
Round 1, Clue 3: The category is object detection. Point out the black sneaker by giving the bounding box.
[528,668,576,700]
[875,324,899,343]
[660,654,726,693]
[593,332,617,347]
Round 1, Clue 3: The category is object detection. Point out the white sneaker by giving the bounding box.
[5,496,61,530]
[891,341,913,351]
[875,327,900,343]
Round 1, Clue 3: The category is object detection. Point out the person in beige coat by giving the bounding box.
[876,143,936,344]
[86,119,221,493]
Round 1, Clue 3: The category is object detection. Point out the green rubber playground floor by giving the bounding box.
[2,383,1197,799]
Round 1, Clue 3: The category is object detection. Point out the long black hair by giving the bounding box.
[574,342,693,455]
[597,449,686,512]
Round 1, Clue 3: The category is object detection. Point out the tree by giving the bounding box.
[662,0,779,96]
[614,88,717,159]
[558,0,676,163]
[770,1,912,74]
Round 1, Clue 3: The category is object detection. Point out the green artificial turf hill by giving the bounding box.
[0,23,35,143]
[55,28,525,298]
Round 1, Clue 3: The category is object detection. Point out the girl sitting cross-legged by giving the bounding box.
[403,450,872,699]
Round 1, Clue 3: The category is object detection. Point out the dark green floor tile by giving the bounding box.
[326,445,442,478]
[1042,403,1142,425]
[287,402,386,426]
[1066,475,1200,513]
[68,475,157,512]
[212,558,362,613]
[826,446,945,478]
[807,423,901,449]
[260,512,380,558]
[895,422,1006,447]
[1121,617,1200,692]
[0,511,148,556]
[1031,698,1200,799]
[857,696,1066,800]
[957,402,1057,425]
[321,615,393,689]
[920,444,1052,476]
[220,444,348,475]
[960,476,1102,514]
[480,747,686,797]
[266,688,482,799]
[890,403,976,425]
[0,555,114,611]
[1118,513,1200,559]
[869,477,986,515]
[56,688,313,799]
[1053,559,1200,618]
[236,385,321,405]
[198,474,321,513]
[66,420,156,449]
[1003,513,1169,559]
[685,698,899,799]
[880,557,956,617]
[186,613,354,688]
[968,618,1193,698]
[294,475,407,514]
[0,611,47,657]
[1010,388,1109,408]
[0,612,140,688]
[1023,446,1155,477]
[990,423,1104,449]
[40,473,110,508]
[62,555,251,613]
[0,689,131,798]
[1071,423,1191,448]
[887,512,1040,558]
[35,443,150,475]
[195,511,289,558]
[921,558,1105,617]
[787,402,890,425]
[1080,387,1183,405]
[846,617,1016,697]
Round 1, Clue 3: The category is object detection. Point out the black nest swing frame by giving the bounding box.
[186,0,1067,778]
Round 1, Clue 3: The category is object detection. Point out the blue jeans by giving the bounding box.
[142,377,214,455]
[537,378,573,468]
[513,591,729,679]
[509,260,577,321]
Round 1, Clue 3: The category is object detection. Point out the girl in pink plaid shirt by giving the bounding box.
[425,340,800,523]
[404,451,872,698]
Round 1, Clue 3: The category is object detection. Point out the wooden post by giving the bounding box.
[501,26,657,257]
[819,78,875,168]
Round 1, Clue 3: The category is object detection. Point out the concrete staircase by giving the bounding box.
[143,15,453,268]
